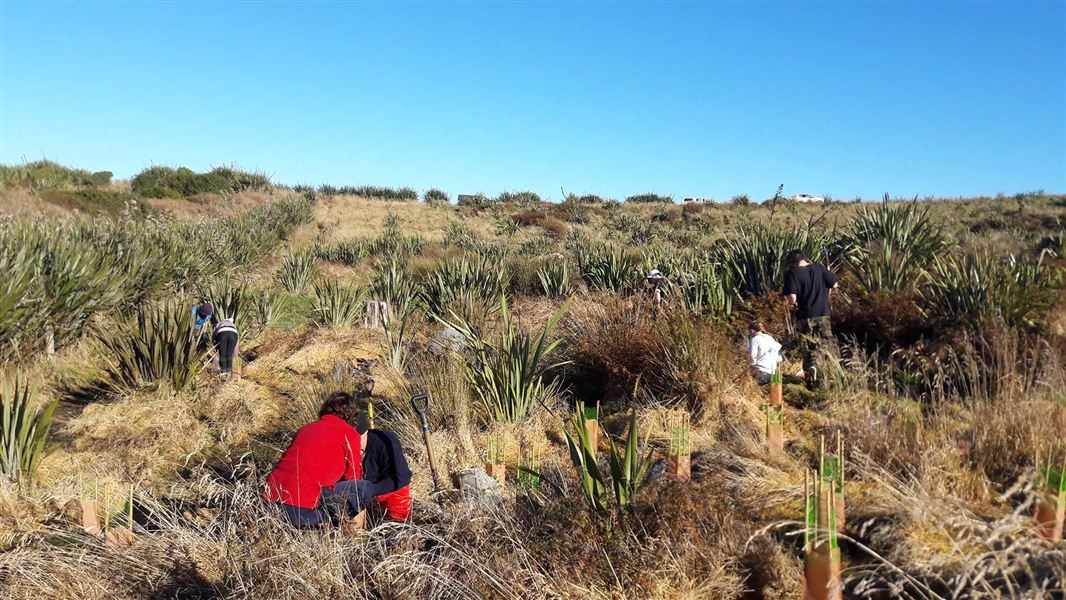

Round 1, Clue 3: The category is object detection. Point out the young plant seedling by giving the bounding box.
[1034,446,1065,542]
[820,432,845,532]
[484,433,507,484]
[667,410,691,481]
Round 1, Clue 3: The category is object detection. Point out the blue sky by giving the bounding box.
[1,1,1063,200]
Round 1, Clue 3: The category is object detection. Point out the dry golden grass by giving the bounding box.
[2,189,1065,598]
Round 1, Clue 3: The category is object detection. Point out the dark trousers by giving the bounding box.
[277,479,371,529]
[215,331,238,373]
[796,316,839,388]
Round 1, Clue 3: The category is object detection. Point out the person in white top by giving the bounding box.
[748,321,783,385]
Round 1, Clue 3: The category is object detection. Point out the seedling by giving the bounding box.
[517,444,541,491]
[667,410,691,481]
[763,368,784,453]
[484,433,507,484]
[1034,447,1065,542]
[820,433,845,532]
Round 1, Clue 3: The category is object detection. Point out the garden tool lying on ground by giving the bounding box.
[410,393,441,492]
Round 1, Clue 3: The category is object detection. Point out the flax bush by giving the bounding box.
[101,301,203,391]
[0,377,57,484]
[841,199,948,293]
[441,297,569,423]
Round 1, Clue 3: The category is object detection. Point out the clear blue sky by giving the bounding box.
[1,1,1063,201]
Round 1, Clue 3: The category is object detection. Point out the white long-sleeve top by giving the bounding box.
[748,332,783,376]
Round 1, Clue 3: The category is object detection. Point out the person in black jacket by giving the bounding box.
[353,409,413,521]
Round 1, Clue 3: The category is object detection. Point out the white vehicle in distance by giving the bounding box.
[790,193,825,203]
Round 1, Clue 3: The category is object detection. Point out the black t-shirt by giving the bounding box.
[362,429,413,497]
[783,264,837,319]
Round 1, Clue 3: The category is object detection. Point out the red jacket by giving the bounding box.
[264,415,363,509]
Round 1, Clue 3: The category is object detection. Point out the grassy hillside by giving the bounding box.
[0,163,1064,599]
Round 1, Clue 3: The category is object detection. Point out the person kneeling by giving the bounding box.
[264,391,371,529]
[353,402,413,523]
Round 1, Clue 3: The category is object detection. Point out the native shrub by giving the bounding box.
[0,377,57,484]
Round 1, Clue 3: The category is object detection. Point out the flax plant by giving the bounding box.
[311,280,367,327]
[101,301,203,391]
[0,377,57,484]
[441,297,569,423]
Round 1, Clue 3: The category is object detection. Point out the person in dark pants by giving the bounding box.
[782,250,840,389]
[213,317,239,379]
[353,404,414,522]
[264,391,371,529]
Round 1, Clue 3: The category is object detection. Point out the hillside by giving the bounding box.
[0,162,1064,599]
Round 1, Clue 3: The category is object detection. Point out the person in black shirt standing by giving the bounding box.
[782,249,840,389]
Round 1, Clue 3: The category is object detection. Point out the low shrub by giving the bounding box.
[278,252,317,292]
[681,201,703,220]
[440,297,569,423]
[0,377,57,484]
[423,188,450,205]
[101,301,203,391]
[457,193,494,209]
[39,189,139,214]
[131,165,271,198]
[625,193,673,204]
[922,251,1059,329]
[496,190,542,205]
[539,217,568,240]
[0,159,111,190]
[337,185,418,201]
[311,280,367,327]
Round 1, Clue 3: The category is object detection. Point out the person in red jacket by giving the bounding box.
[264,391,370,528]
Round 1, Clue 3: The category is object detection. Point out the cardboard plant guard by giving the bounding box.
[764,368,784,454]
[582,403,600,453]
[484,433,507,485]
[667,410,691,481]
[804,468,843,600]
[1034,448,1065,542]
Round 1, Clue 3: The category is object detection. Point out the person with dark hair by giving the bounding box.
[190,302,213,349]
[264,391,370,529]
[747,321,783,385]
[352,404,414,522]
[782,249,839,388]
[212,317,240,380]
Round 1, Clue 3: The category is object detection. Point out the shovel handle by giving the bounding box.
[411,394,430,427]
[409,393,440,491]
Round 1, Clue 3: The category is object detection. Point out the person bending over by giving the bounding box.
[353,404,414,522]
[748,321,784,385]
[264,391,369,528]
[213,317,239,379]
